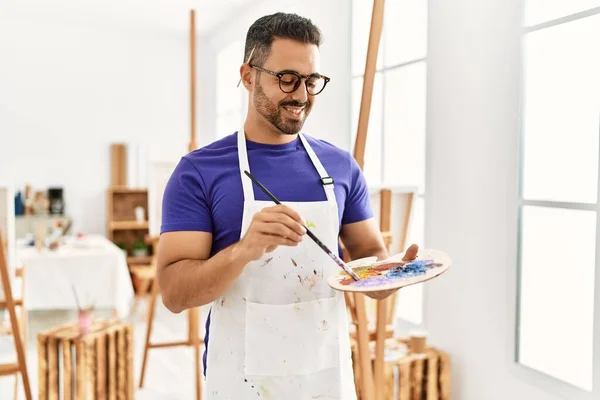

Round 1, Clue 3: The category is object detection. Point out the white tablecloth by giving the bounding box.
[16,234,135,318]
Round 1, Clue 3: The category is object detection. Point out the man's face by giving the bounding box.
[252,38,321,135]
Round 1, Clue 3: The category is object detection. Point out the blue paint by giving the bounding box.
[385,260,437,279]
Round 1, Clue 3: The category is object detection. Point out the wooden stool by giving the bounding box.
[129,263,156,319]
[37,318,134,400]
[350,338,451,400]
[138,266,203,400]
[129,235,162,319]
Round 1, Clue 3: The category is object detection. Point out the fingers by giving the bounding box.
[241,204,307,261]
[261,204,307,227]
[253,204,307,239]
[365,289,397,300]
[254,221,304,243]
[264,235,298,251]
[402,243,419,261]
[255,212,306,237]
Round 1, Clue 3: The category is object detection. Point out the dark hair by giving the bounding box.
[243,12,323,67]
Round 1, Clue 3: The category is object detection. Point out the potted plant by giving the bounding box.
[131,239,148,257]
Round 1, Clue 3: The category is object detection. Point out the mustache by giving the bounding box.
[279,100,308,108]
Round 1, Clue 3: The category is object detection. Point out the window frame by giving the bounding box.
[512,5,600,399]
[351,58,427,186]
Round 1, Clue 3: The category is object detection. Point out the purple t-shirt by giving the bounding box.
[160,131,373,375]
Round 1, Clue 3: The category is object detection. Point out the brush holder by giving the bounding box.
[409,329,428,354]
[78,309,93,334]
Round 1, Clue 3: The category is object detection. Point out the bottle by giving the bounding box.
[14,191,24,216]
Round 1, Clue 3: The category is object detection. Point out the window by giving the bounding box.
[517,3,600,394]
[351,0,428,326]
[216,40,245,139]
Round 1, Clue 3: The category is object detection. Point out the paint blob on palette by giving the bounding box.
[327,249,451,293]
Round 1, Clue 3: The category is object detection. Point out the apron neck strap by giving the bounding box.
[238,128,336,203]
[237,129,254,201]
[297,133,336,202]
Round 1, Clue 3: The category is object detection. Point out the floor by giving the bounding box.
[0,299,211,399]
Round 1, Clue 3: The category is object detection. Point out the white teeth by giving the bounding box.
[284,107,303,115]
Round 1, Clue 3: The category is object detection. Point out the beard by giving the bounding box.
[253,82,311,135]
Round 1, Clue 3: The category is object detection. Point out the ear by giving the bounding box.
[239,64,254,91]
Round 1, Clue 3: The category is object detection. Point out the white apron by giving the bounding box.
[204,130,356,399]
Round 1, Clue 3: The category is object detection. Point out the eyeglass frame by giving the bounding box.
[249,65,331,96]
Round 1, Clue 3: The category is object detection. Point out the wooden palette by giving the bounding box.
[328,249,451,293]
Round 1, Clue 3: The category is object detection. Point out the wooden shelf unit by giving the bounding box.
[127,256,152,264]
[110,220,149,230]
[106,188,153,294]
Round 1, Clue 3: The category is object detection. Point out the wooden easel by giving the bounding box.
[343,189,415,400]
[0,232,32,400]
[137,235,203,400]
[139,10,203,399]
[347,0,419,399]
[188,8,197,153]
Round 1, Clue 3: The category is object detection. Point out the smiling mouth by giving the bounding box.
[282,106,305,118]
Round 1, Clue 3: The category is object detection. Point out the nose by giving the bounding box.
[291,80,309,103]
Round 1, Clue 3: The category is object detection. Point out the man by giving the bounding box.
[157,12,418,399]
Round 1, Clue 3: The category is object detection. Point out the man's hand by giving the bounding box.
[365,243,420,300]
[235,204,307,262]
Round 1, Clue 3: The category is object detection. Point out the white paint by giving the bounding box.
[424,0,569,399]
[204,0,352,150]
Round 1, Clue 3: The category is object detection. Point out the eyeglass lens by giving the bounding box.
[279,73,326,95]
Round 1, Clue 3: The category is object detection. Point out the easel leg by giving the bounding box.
[0,243,32,400]
[188,307,201,400]
[139,278,159,388]
[374,299,387,400]
[7,299,32,400]
[13,374,18,400]
[131,278,151,318]
[19,304,29,400]
[354,293,374,400]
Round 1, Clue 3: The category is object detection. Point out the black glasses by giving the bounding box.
[250,65,330,96]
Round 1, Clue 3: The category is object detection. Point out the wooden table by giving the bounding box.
[37,319,134,400]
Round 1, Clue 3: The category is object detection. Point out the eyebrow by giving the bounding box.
[278,69,323,78]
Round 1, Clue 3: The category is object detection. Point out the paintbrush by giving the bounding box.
[243,170,361,281]
[237,46,256,88]
[71,284,82,311]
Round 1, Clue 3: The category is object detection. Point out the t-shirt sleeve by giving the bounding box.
[160,157,213,233]
[342,155,374,225]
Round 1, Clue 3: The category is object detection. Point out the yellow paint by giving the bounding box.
[260,384,272,399]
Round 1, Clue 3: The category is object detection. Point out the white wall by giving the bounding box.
[0,3,196,235]
[425,0,564,399]
[204,0,352,150]
[0,1,350,235]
